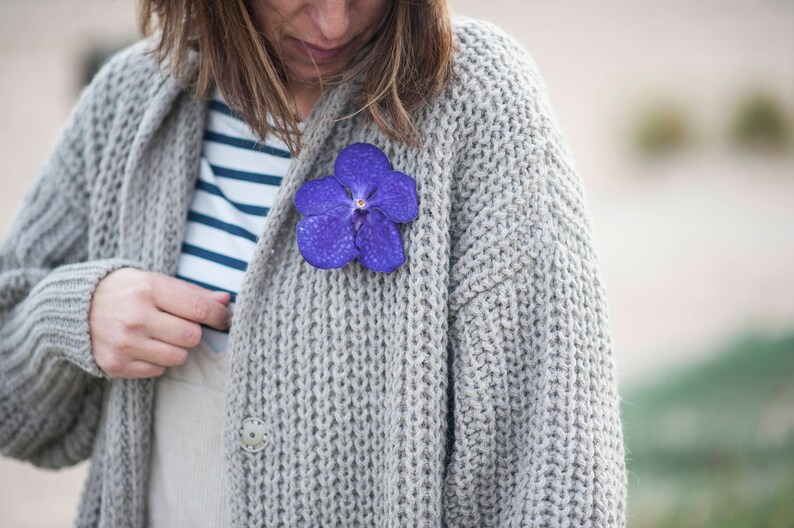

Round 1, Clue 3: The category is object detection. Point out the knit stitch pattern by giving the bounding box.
[0,15,627,527]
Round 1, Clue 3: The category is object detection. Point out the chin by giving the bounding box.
[288,64,344,84]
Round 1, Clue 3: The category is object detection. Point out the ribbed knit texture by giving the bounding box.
[0,15,627,527]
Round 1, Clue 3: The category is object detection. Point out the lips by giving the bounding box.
[290,37,354,62]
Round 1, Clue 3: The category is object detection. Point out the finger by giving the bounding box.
[114,360,166,379]
[146,310,204,349]
[150,275,231,329]
[130,338,189,368]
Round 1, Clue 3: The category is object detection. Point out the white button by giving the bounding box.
[239,417,268,453]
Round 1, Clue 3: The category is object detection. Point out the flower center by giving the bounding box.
[355,198,366,209]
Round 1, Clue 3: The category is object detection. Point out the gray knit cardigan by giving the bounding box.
[0,15,626,528]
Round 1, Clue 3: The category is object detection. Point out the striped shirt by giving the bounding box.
[174,86,304,353]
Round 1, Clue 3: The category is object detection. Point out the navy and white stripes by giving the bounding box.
[175,87,303,353]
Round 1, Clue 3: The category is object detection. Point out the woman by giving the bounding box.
[0,0,627,526]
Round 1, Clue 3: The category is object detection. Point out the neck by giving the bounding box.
[287,78,323,122]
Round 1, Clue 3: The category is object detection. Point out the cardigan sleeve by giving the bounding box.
[441,22,627,527]
[0,50,146,468]
[442,241,627,527]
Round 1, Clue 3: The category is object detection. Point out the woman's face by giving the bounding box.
[251,0,392,84]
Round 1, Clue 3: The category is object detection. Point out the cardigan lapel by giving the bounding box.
[229,78,360,299]
[117,69,205,275]
[105,67,202,528]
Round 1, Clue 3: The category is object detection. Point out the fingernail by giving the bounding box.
[211,291,230,302]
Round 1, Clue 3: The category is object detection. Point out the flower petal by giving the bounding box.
[294,174,351,216]
[367,170,418,223]
[334,142,391,200]
[296,206,359,269]
[355,209,406,273]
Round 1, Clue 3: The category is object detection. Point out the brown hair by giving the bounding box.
[137,0,457,157]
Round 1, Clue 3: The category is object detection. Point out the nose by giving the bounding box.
[309,0,351,46]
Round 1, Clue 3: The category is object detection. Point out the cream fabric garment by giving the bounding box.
[147,335,229,527]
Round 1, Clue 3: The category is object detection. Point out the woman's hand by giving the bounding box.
[88,267,232,379]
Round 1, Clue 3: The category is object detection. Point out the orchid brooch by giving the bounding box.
[294,142,418,273]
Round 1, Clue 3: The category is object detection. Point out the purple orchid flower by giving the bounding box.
[294,142,418,273]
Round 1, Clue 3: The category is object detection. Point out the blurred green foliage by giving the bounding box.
[728,92,792,153]
[630,102,692,157]
[622,331,794,527]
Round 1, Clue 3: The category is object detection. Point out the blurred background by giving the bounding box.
[1,0,792,526]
